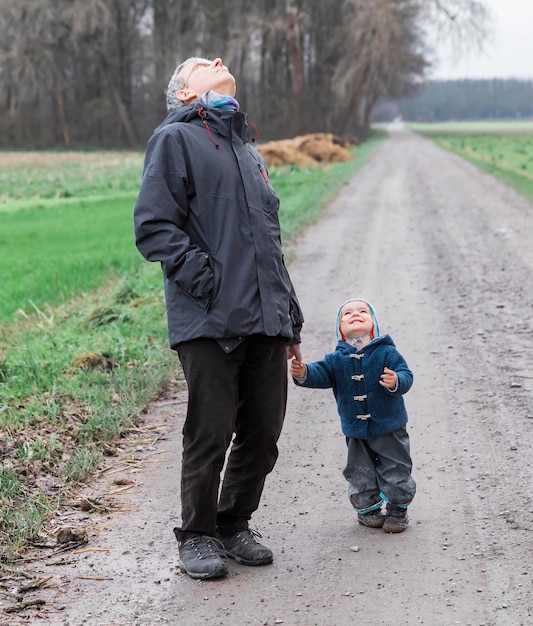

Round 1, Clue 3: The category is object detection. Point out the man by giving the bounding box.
[133,57,303,580]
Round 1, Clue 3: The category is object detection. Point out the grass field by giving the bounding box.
[0,136,385,558]
[410,121,533,202]
[409,120,533,134]
[1,195,142,320]
[0,140,384,323]
[0,151,144,205]
[0,151,146,320]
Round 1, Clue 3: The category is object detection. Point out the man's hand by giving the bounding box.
[286,344,302,361]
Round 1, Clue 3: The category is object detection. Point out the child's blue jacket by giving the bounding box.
[293,335,413,439]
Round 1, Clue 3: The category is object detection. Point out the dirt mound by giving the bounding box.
[257,132,354,168]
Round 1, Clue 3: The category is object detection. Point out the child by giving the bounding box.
[290,298,416,532]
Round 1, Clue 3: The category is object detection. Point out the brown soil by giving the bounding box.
[3,125,532,626]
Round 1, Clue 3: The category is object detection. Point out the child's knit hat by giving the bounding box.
[335,298,381,342]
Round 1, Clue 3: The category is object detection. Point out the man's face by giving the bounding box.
[178,57,236,102]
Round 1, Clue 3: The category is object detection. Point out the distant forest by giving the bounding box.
[0,0,489,148]
[375,79,533,122]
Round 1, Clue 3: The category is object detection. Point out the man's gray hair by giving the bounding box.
[165,57,209,112]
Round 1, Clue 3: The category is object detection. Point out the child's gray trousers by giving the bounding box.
[342,427,416,512]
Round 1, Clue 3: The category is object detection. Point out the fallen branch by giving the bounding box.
[4,599,46,614]
[11,540,86,563]
[16,575,53,593]
[122,423,167,433]
[97,464,142,476]
[150,432,165,446]
[106,484,136,496]
[72,547,111,555]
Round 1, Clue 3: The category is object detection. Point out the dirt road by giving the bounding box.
[10,126,532,626]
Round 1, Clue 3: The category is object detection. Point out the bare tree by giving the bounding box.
[0,0,75,145]
[430,0,489,45]
[422,0,491,77]
[70,0,147,146]
[327,0,428,136]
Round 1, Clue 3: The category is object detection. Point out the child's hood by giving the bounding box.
[335,297,381,342]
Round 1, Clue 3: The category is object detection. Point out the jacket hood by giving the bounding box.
[335,297,380,342]
[154,101,251,146]
[155,102,204,131]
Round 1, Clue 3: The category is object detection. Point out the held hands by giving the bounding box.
[290,358,307,379]
[287,344,302,361]
[379,367,397,389]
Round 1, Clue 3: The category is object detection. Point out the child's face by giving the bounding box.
[339,301,374,339]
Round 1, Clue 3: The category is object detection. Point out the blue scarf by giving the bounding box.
[199,90,240,111]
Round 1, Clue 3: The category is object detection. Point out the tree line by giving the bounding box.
[378,79,533,121]
[0,0,487,149]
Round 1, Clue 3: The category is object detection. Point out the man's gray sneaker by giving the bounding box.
[218,529,273,566]
[174,529,228,579]
[382,506,409,533]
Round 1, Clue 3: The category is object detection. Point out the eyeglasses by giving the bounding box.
[179,58,212,89]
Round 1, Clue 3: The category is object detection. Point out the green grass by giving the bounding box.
[0,466,54,551]
[0,136,385,561]
[0,264,177,554]
[0,151,145,322]
[413,130,533,202]
[0,195,142,321]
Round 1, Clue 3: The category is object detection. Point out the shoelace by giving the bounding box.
[189,535,226,560]
[234,528,263,545]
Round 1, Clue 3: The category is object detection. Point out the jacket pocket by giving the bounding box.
[175,250,214,309]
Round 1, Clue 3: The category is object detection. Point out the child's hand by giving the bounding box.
[379,367,397,389]
[290,359,307,378]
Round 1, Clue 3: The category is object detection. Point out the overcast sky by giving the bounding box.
[429,0,533,80]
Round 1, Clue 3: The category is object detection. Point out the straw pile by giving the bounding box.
[257,133,354,168]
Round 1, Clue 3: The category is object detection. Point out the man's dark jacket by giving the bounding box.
[134,101,303,350]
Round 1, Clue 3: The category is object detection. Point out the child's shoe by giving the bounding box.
[382,505,409,533]
[358,510,386,528]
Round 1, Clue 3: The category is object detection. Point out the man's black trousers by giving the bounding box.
[176,335,288,537]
